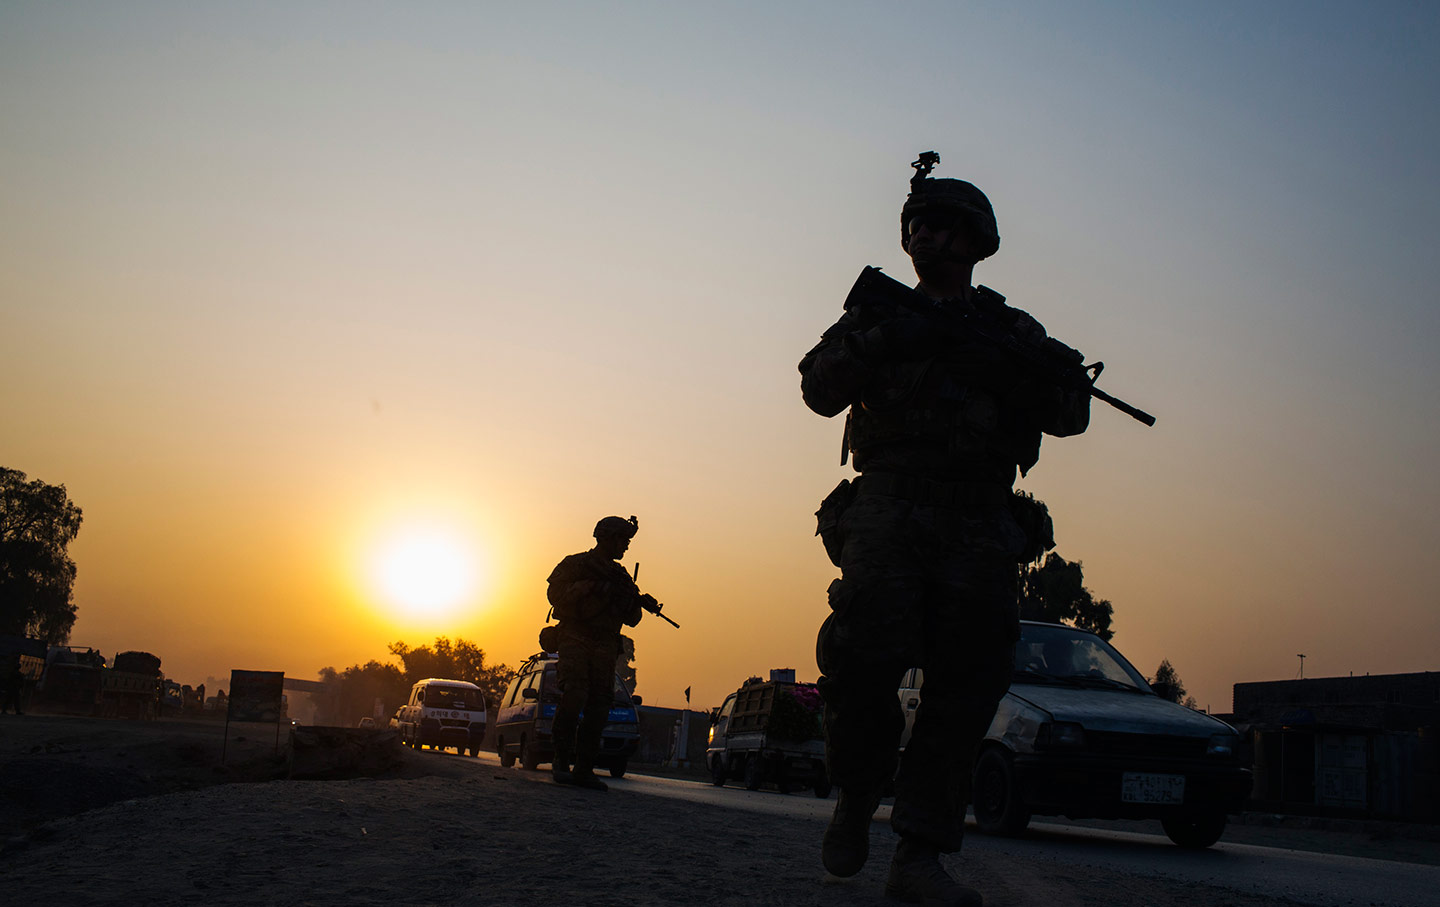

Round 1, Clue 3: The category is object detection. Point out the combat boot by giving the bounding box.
[561,771,608,791]
[562,761,609,791]
[551,738,576,784]
[821,788,881,877]
[884,838,982,907]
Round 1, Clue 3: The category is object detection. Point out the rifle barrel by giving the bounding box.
[1091,387,1156,426]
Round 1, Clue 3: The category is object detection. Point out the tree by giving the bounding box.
[1018,552,1114,640]
[1,468,84,643]
[1151,659,1199,709]
[389,637,514,710]
[314,660,410,727]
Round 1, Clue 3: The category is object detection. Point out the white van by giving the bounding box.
[397,678,488,756]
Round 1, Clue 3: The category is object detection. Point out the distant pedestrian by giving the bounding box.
[1,656,25,715]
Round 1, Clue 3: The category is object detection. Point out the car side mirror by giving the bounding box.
[630,694,642,706]
[522,688,538,701]
[1150,681,1177,702]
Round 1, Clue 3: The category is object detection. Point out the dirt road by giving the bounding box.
[3,715,1435,906]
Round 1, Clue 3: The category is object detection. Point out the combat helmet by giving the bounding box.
[900,151,1000,261]
[593,515,639,540]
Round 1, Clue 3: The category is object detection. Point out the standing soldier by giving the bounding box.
[546,515,663,791]
[799,154,1091,906]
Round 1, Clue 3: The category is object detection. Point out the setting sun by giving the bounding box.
[369,526,481,619]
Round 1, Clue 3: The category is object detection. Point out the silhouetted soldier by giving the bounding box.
[546,515,663,791]
[799,154,1090,906]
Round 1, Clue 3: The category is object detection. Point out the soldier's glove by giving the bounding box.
[1006,379,1065,421]
[852,315,944,362]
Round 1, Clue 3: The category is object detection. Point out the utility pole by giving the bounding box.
[1296,653,1306,679]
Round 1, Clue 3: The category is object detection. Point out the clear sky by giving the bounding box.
[4,1,1437,714]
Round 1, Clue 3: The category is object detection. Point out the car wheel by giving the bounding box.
[608,760,627,779]
[520,736,540,771]
[1162,810,1227,849]
[972,748,1030,836]
[744,753,763,791]
[498,738,516,768]
[812,760,832,798]
[710,755,727,787]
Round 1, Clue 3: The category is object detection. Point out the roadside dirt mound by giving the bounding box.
[0,715,424,834]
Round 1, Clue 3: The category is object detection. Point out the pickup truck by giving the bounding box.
[707,672,830,797]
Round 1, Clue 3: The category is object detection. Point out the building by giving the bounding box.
[1230,672,1440,821]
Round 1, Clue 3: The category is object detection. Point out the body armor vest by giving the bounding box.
[846,305,1043,479]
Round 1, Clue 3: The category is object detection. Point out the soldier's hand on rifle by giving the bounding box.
[1006,377,1065,420]
[853,314,944,362]
[639,593,661,614]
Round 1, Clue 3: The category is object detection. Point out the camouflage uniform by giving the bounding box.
[799,271,1090,852]
[546,549,643,775]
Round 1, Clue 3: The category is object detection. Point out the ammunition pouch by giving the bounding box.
[815,479,857,567]
[1008,490,1055,564]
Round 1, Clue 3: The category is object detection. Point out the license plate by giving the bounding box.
[1121,772,1185,804]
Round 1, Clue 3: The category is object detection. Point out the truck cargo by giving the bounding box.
[707,669,830,797]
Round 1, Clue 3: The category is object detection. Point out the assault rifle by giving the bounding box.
[845,266,1156,427]
[632,563,679,628]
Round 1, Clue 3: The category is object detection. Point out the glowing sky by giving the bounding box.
[4,2,1437,714]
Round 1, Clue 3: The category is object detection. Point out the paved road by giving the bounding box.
[466,751,1440,906]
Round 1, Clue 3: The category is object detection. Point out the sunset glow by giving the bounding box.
[369,526,480,621]
[3,3,1437,715]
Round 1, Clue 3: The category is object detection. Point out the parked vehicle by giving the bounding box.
[898,621,1251,848]
[36,646,161,720]
[707,669,829,797]
[397,678,488,756]
[493,652,640,777]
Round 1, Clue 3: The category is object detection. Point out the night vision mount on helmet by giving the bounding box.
[593,515,639,540]
[901,150,1000,261]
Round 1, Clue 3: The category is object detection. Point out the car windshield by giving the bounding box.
[424,686,482,710]
[1013,624,1148,692]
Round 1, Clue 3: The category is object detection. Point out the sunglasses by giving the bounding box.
[906,208,967,237]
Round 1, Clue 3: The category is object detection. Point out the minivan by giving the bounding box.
[494,652,641,777]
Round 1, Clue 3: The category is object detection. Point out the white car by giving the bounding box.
[899,621,1250,848]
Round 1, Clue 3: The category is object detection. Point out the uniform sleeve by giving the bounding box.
[1008,310,1091,438]
[798,309,879,418]
[546,555,598,614]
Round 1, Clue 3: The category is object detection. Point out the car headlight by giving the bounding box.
[1206,733,1239,757]
[1036,721,1086,749]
